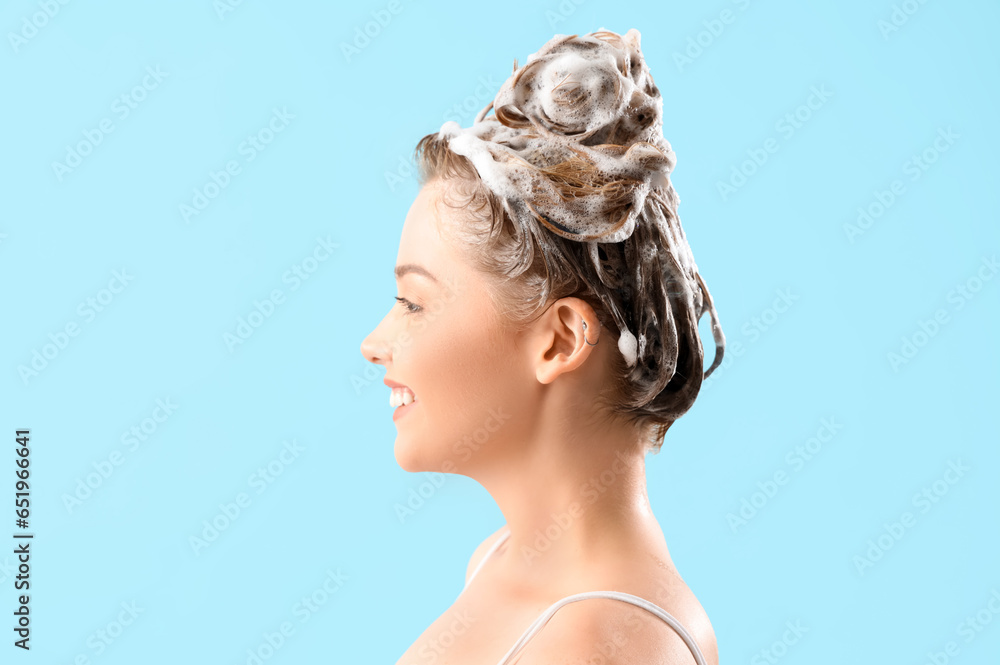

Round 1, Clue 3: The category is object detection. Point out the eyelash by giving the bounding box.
[395,296,422,314]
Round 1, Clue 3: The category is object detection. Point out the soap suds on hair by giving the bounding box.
[435,28,724,376]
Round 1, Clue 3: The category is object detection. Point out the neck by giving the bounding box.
[469,413,666,591]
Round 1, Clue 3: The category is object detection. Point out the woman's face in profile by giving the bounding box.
[361,179,527,474]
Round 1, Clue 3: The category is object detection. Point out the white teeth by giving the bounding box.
[389,387,417,408]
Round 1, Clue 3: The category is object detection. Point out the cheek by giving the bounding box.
[416,306,505,411]
[404,302,525,467]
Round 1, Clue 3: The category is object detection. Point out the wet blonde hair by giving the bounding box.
[412,29,724,454]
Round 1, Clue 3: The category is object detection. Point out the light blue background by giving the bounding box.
[2,0,998,662]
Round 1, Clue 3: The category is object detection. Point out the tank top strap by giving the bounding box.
[493,590,708,665]
[462,529,708,665]
[462,529,512,591]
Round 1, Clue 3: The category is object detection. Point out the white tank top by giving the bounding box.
[462,529,708,665]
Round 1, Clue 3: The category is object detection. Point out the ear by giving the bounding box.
[533,297,603,385]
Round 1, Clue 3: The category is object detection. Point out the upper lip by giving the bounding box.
[384,378,415,393]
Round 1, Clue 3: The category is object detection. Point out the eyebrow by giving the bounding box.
[394,263,439,283]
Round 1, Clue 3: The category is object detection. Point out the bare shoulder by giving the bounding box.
[514,585,718,665]
[464,524,509,584]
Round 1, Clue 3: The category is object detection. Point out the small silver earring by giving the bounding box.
[582,320,599,346]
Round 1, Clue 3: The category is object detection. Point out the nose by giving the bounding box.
[360,315,391,367]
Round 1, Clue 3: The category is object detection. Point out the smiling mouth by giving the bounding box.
[389,387,417,408]
[392,398,418,420]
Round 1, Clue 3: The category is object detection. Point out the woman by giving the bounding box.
[361,28,725,665]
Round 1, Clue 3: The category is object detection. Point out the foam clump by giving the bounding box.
[436,28,673,245]
[618,328,638,367]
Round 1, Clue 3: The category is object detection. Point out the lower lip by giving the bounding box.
[393,400,418,420]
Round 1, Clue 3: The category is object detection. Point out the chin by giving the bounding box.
[394,434,461,475]
[394,437,433,473]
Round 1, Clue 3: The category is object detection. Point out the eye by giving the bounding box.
[395,296,422,314]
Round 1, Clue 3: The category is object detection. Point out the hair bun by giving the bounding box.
[438,28,675,244]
